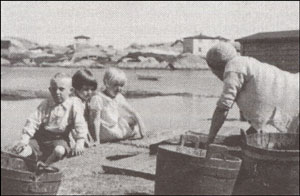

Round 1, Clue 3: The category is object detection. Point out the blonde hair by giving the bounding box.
[50,72,72,87]
[103,68,127,86]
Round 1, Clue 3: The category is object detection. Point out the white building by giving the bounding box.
[74,35,91,51]
[183,34,229,56]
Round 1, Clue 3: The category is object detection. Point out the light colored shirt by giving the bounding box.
[22,96,88,140]
[89,92,134,142]
[217,56,299,133]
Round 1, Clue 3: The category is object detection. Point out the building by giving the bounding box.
[183,34,229,56]
[1,40,11,58]
[74,35,91,51]
[236,30,299,73]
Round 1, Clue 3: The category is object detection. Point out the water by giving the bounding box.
[1,67,241,147]
[1,67,223,96]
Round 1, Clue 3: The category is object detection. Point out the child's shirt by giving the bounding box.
[22,96,88,140]
[89,92,134,142]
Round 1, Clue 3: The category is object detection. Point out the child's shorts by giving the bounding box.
[29,130,71,162]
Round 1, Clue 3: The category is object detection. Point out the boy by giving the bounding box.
[13,72,88,165]
[89,68,146,144]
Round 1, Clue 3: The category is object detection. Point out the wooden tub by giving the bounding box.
[1,151,62,195]
[154,135,242,195]
[240,132,299,195]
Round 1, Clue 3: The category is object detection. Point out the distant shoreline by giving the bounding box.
[0,64,210,71]
[1,88,219,101]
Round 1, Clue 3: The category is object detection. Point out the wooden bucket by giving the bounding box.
[154,135,242,195]
[1,151,63,195]
[240,132,299,195]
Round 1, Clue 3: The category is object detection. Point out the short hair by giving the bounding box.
[206,42,237,71]
[50,72,72,87]
[103,68,127,86]
[72,68,98,90]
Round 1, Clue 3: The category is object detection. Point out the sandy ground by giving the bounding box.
[54,143,154,195]
[52,132,241,195]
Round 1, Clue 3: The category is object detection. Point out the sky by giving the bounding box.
[1,1,299,49]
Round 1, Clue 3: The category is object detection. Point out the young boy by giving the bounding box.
[71,68,98,146]
[13,72,88,165]
[89,67,146,144]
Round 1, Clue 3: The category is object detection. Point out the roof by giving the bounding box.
[74,35,90,40]
[184,34,229,41]
[236,30,299,42]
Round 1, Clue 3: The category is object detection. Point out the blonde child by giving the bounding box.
[89,68,145,144]
[13,73,88,165]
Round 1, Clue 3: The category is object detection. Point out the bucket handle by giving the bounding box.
[180,134,201,149]
[206,144,229,161]
[240,129,247,146]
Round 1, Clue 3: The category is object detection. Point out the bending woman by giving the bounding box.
[205,43,299,146]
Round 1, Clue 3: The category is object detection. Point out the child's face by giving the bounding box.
[49,78,72,104]
[76,85,95,102]
[105,82,124,98]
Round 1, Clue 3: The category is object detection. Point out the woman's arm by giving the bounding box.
[206,71,245,148]
[206,106,229,148]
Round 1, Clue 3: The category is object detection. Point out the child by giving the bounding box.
[89,67,146,144]
[71,68,98,146]
[13,72,88,165]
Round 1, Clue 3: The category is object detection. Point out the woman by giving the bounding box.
[205,43,299,146]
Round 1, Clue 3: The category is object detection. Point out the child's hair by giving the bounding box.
[103,68,127,86]
[50,72,72,86]
[72,68,98,90]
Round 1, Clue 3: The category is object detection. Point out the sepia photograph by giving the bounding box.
[1,1,299,195]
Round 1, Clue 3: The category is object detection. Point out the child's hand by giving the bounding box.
[12,142,27,154]
[12,135,30,154]
[72,139,85,156]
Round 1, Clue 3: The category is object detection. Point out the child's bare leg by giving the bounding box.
[123,116,144,139]
[45,145,66,165]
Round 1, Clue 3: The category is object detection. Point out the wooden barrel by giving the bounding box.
[154,135,242,195]
[240,132,299,195]
[1,151,63,195]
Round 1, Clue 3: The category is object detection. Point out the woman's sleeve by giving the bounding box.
[217,71,245,110]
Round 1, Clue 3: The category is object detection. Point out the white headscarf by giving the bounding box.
[206,42,238,70]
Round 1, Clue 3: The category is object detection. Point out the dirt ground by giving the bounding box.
[54,143,154,195]
[50,120,249,195]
